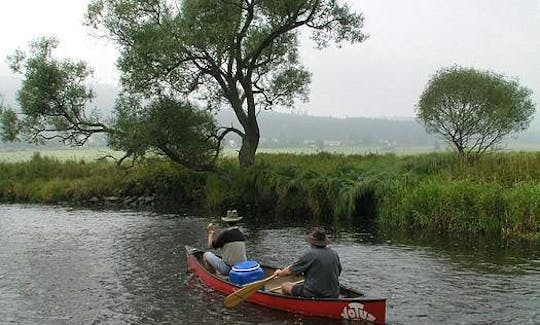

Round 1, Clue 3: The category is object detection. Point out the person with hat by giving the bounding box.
[203,210,247,275]
[273,226,342,298]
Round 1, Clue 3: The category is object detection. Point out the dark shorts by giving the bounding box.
[292,284,339,299]
[291,284,316,298]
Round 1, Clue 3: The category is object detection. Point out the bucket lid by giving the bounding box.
[232,260,260,272]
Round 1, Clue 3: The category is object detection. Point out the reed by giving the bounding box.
[250,152,539,237]
[0,151,538,238]
[503,181,540,236]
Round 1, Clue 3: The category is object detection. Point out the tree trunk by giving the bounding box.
[238,122,259,168]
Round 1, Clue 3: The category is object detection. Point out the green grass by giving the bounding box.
[0,149,538,239]
[248,152,540,237]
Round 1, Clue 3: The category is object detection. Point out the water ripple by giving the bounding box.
[0,204,538,324]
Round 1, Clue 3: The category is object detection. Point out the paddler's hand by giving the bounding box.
[274,267,292,278]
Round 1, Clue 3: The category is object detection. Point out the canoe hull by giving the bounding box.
[185,246,386,324]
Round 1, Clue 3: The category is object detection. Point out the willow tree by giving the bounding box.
[2,37,221,170]
[86,0,367,167]
[417,66,536,155]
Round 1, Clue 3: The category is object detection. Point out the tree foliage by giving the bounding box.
[416,66,536,155]
[4,37,109,145]
[1,37,220,170]
[109,95,220,169]
[0,108,20,143]
[86,0,367,167]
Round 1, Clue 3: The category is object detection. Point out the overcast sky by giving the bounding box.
[1,0,539,118]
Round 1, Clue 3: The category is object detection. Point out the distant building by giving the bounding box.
[324,140,342,147]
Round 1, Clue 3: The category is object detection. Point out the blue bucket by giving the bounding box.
[229,260,265,286]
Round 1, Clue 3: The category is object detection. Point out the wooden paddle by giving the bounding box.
[223,274,277,308]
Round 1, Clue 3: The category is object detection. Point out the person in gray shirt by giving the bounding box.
[273,227,342,298]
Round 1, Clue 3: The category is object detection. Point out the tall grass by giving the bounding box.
[0,151,538,238]
[248,152,539,237]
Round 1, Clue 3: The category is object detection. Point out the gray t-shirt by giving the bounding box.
[289,246,342,298]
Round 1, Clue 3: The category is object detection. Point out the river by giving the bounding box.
[0,204,538,324]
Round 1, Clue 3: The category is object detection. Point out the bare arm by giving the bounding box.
[207,223,216,248]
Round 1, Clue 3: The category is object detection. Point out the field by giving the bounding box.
[3,140,539,163]
[0,148,123,163]
[0,146,437,164]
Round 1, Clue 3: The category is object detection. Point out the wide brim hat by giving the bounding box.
[307,227,330,247]
[221,209,243,223]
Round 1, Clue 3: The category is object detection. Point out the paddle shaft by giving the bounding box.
[267,279,304,292]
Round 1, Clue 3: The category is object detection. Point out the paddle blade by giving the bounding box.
[224,274,276,308]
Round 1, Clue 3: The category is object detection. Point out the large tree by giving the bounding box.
[86,0,367,167]
[416,66,536,155]
[2,37,221,169]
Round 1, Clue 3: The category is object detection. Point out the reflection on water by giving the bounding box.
[0,204,538,324]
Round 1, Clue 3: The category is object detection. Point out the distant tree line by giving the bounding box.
[219,111,436,149]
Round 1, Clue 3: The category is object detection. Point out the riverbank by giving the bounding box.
[0,151,538,239]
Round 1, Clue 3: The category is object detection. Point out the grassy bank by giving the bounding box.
[0,151,538,239]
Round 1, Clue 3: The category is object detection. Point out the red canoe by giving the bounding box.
[184,245,386,324]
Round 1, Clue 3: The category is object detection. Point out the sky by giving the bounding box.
[0,0,539,119]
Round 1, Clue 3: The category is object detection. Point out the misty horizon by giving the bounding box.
[1,0,538,119]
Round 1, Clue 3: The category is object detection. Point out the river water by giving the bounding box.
[0,204,538,324]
